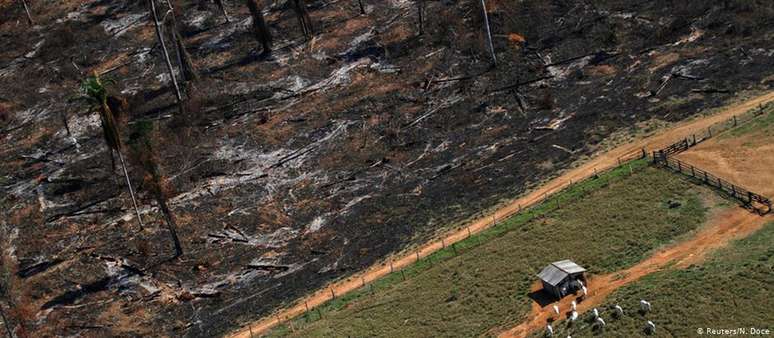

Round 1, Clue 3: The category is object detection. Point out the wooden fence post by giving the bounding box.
[401,270,406,281]
[733,115,737,126]
[390,260,394,272]
[467,227,472,238]
[416,251,420,262]
[330,287,335,299]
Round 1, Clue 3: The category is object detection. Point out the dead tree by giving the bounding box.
[214,0,231,22]
[164,1,200,93]
[246,0,272,54]
[0,303,12,338]
[291,0,314,39]
[129,123,184,258]
[148,0,184,106]
[357,0,365,15]
[20,0,34,26]
[416,0,424,35]
[480,0,497,67]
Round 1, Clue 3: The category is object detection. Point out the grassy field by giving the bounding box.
[720,102,773,139]
[541,221,774,337]
[266,160,724,337]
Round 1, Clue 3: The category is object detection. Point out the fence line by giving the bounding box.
[653,156,771,214]
[243,104,771,335]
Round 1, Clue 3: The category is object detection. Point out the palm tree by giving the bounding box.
[128,122,183,258]
[78,73,145,230]
[246,0,272,55]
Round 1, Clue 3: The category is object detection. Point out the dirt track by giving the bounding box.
[496,208,771,338]
[227,91,774,338]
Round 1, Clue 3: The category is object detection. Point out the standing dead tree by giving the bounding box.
[148,0,184,108]
[214,0,231,22]
[76,74,145,230]
[357,0,366,15]
[416,0,424,35]
[19,0,34,26]
[129,122,184,258]
[480,0,497,67]
[247,0,272,55]
[291,0,314,39]
[164,0,200,94]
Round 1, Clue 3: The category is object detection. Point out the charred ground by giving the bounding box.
[1,0,773,337]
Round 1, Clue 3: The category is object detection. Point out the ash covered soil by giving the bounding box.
[0,0,772,337]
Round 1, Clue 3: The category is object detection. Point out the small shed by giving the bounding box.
[537,260,587,299]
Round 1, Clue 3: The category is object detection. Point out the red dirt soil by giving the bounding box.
[677,126,774,198]
[227,92,774,338]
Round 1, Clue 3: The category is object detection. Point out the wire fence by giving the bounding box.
[253,103,773,335]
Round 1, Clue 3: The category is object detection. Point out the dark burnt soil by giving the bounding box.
[1,0,772,337]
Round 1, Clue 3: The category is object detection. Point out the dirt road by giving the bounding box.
[227,91,774,338]
[497,208,771,338]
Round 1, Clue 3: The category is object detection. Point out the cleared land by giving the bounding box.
[265,160,725,337]
[507,207,769,337]
[677,103,774,197]
[231,92,774,338]
[532,220,774,337]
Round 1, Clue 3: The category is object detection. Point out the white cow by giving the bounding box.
[645,320,656,334]
[592,308,599,319]
[571,300,577,311]
[640,300,652,313]
[596,317,606,327]
[553,305,560,315]
[614,304,624,317]
[581,286,588,297]
[570,311,578,321]
[546,323,553,336]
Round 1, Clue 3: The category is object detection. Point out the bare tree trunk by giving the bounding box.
[480,0,497,67]
[164,1,199,91]
[357,0,365,15]
[292,0,314,39]
[20,0,34,26]
[118,151,145,230]
[246,0,272,54]
[0,303,13,338]
[416,0,424,35]
[148,0,184,104]
[155,191,183,258]
[214,0,230,22]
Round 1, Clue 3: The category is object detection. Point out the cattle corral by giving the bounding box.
[2,1,774,337]
[259,100,774,338]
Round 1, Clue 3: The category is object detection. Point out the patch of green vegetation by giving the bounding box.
[552,222,774,337]
[267,160,717,337]
[720,102,774,139]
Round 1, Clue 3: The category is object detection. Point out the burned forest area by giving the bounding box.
[0,0,772,337]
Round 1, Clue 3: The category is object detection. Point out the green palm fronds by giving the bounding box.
[80,73,122,151]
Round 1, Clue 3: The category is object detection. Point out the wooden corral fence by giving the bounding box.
[653,154,772,215]
[650,106,773,214]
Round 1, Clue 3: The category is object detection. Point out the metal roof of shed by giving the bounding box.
[537,260,586,286]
